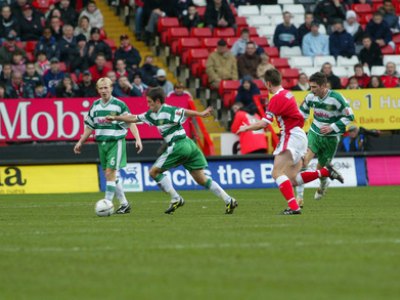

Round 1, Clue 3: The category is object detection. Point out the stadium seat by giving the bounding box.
[219,80,241,108]
[270,57,290,68]
[263,47,279,58]
[59,62,67,72]
[251,37,269,48]
[283,4,305,15]
[301,67,320,77]
[191,27,213,38]
[25,41,38,53]
[196,6,206,18]
[381,45,395,55]
[313,55,336,68]
[32,0,53,13]
[188,49,209,76]
[157,17,179,35]
[260,5,282,16]
[352,4,372,15]
[359,13,373,25]
[383,55,400,65]
[227,37,239,47]
[288,56,313,68]
[247,15,272,28]
[332,66,348,78]
[318,25,327,35]
[271,15,284,26]
[337,55,360,67]
[178,38,202,64]
[278,0,295,4]
[165,27,189,45]
[281,68,300,79]
[292,14,304,27]
[279,46,302,58]
[282,78,298,89]
[346,67,355,77]
[202,37,220,50]
[370,66,385,76]
[237,5,260,17]
[235,16,248,29]
[247,27,260,37]
[104,38,117,50]
[340,77,349,88]
[392,34,400,44]
[213,27,236,38]
[363,66,371,76]
[253,79,267,91]
[26,52,35,62]
[257,26,275,39]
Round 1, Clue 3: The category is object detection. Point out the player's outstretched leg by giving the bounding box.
[115,179,131,214]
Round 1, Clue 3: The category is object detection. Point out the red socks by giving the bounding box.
[276,175,300,211]
[299,167,329,184]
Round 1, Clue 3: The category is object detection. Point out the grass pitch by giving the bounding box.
[1,186,399,300]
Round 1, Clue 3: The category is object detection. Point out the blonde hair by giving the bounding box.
[96,77,113,89]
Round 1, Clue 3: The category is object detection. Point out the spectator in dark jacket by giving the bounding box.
[0,63,13,84]
[78,70,98,97]
[69,34,90,74]
[204,0,236,29]
[5,71,34,98]
[273,11,298,49]
[359,35,383,69]
[329,20,355,58]
[176,0,194,20]
[321,62,341,89]
[114,35,141,70]
[23,62,44,90]
[143,0,176,37]
[182,5,201,29]
[232,75,260,114]
[58,24,77,64]
[237,41,261,79]
[378,0,399,32]
[18,4,44,41]
[112,75,140,97]
[140,55,159,86]
[313,0,346,30]
[0,34,26,65]
[49,16,63,41]
[365,11,393,48]
[55,74,80,97]
[43,58,65,96]
[340,125,380,152]
[0,5,20,44]
[297,12,314,46]
[87,27,112,66]
[35,27,60,60]
[53,0,78,27]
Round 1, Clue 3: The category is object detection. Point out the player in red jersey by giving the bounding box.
[237,69,343,215]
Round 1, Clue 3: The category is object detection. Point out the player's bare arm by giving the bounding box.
[129,123,143,153]
[236,120,267,134]
[106,114,139,123]
[74,127,94,154]
[184,107,213,118]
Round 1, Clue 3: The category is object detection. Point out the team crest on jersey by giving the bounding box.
[110,112,117,116]
[325,104,336,111]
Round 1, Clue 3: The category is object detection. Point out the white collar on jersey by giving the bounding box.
[272,87,284,95]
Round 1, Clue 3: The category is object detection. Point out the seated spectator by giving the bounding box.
[344,10,364,48]
[297,12,314,46]
[0,5,20,44]
[49,16,63,41]
[330,20,355,58]
[34,51,50,76]
[321,62,341,89]
[231,75,260,114]
[381,62,400,87]
[43,57,65,96]
[340,125,380,152]
[257,53,274,80]
[0,63,13,84]
[231,28,251,57]
[291,73,310,91]
[302,21,329,57]
[69,34,90,75]
[106,70,117,85]
[139,55,158,86]
[18,4,44,41]
[55,74,80,97]
[176,0,194,21]
[0,83,6,99]
[45,7,62,25]
[0,34,26,65]
[113,75,139,97]
[349,63,370,88]
[54,0,78,28]
[5,71,33,98]
[182,5,201,29]
[89,53,112,82]
[11,51,26,74]
[131,73,148,96]
[167,82,191,98]
[74,16,92,42]
[204,0,235,29]
[273,11,298,49]
[78,70,98,97]
[237,41,261,79]
[155,69,173,95]
[87,27,112,65]
[23,62,43,90]
[384,61,399,77]
[206,39,238,89]
[115,58,133,82]
[35,27,60,60]
[365,11,393,48]
[367,75,384,88]
[346,77,361,89]
[79,0,104,29]
[114,35,141,70]
[143,0,176,42]
[33,81,48,98]
[378,0,399,33]
[313,0,346,31]
[58,24,77,64]
[358,35,383,69]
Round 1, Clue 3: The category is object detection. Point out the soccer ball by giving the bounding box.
[95,199,114,217]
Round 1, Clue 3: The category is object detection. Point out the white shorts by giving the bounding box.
[273,127,307,164]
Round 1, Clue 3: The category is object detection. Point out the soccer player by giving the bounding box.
[73,77,143,214]
[236,69,343,215]
[295,72,354,207]
[106,87,238,214]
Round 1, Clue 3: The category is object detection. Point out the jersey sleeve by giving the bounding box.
[84,103,96,129]
[299,93,312,119]
[261,97,279,124]
[331,93,355,133]
[136,111,153,125]
[120,101,130,116]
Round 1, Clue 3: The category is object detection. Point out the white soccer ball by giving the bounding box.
[95,199,114,217]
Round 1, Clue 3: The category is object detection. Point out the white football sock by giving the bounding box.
[115,180,128,205]
[208,180,231,204]
[158,175,180,201]
[296,184,305,199]
[105,181,116,201]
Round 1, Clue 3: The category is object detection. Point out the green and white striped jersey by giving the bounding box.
[300,90,354,136]
[137,104,186,144]
[85,97,130,141]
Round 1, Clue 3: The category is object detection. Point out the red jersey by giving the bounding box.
[262,88,304,134]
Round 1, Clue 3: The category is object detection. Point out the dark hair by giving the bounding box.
[373,11,383,17]
[264,69,282,86]
[362,34,372,40]
[367,75,384,88]
[309,72,328,86]
[246,41,256,47]
[353,63,363,70]
[240,28,249,35]
[147,87,165,103]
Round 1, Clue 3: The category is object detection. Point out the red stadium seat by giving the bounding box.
[227,37,239,47]
[263,47,279,58]
[196,6,206,18]
[270,57,289,68]
[235,17,248,29]
[352,4,372,14]
[381,45,395,54]
[59,62,67,72]
[105,61,113,70]
[240,27,259,37]
[166,27,189,44]
[392,34,400,44]
[202,37,220,49]
[191,27,213,38]
[104,39,116,50]
[188,49,210,76]
[26,52,35,62]
[360,13,373,25]
[177,37,201,56]
[157,17,179,35]
[230,4,237,16]
[25,41,38,53]
[251,37,269,48]
[99,28,107,40]
[214,28,236,38]
[281,68,300,79]
[32,0,54,13]
[396,44,400,54]
[282,78,298,89]
[219,80,241,108]
[340,77,349,88]
[253,79,267,91]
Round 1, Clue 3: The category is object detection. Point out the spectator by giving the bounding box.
[87,27,112,65]
[340,125,380,152]
[11,0,30,18]
[206,39,238,89]
[321,62,342,89]
[58,24,77,64]
[167,82,191,98]
[139,55,158,86]
[114,35,141,70]
[231,28,251,57]
[74,16,92,41]
[106,70,117,85]
[204,0,235,29]
[69,34,90,75]
[78,70,98,97]
[384,61,399,77]
[378,0,399,32]
[367,75,384,88]
[182,5,201,29]
[257,53,274,80]
[273,11,298,49]
[302,21,329,57]
[155,69,173,95]
[131,73,148,96]
[175,0,194,20]
[143,0,176,42]
[358,35,383,69]
[232,75,260,114]
[112,75,140,97]
[291,73,310,91]
[55,74,80,97]
[329,20,355,58]
[23,62,43,90]
[349,63,370,88]
[11,51,26,74]
[33,82,48,98]
[115,58,133,81]
[297,12,314,46]
[0,63,13,84]
[54,0,78,28]
[35,27,60,60]
[134,0,144,40]
[0,83,7,99]
[5,71,34,98]
[381,62,400,87]
[88,53,111,82]
[0,34,26,65]
[0,5,20,44]
[344,10,364,47]
[43,57,65,96]
[313,0,346,31]
[237,41,261,79]
[45,7,62,25]
[34,51,50,76]
[346,77,361,89]
[18,3,44,41]
[79,0,104,29]
[49,16,63,41]
[365,11,393,48]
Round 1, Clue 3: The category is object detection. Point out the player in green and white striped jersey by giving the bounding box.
[74,77,143,214]
[107,87,238,215]
[295,72,354,207]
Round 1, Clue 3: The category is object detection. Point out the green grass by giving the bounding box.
[1,186,400,300]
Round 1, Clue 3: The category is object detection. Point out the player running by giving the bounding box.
[236,69,343,215]
[106,86,238,215]
[295,72,354,207]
